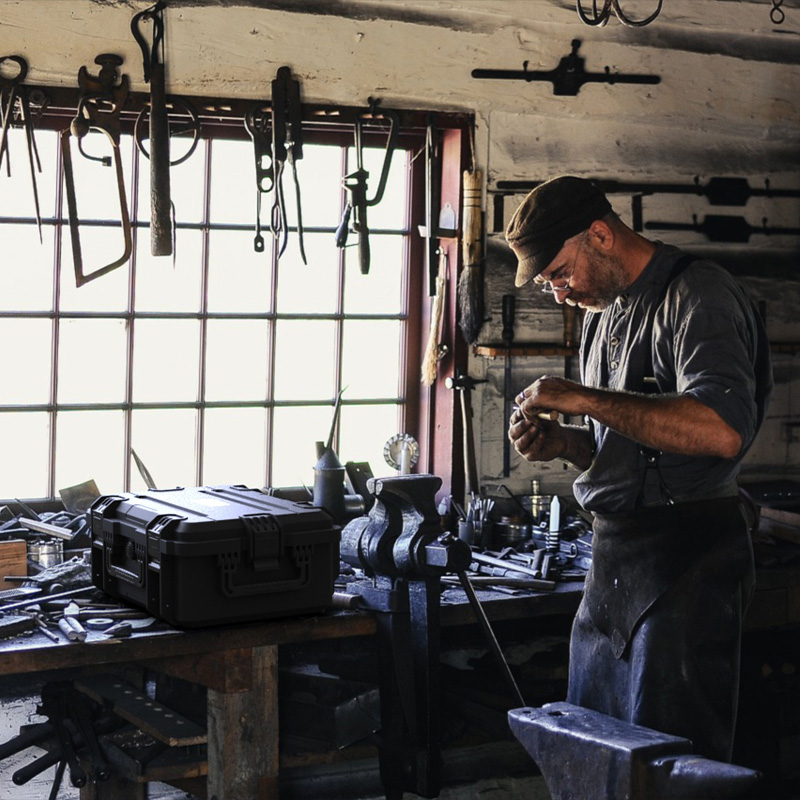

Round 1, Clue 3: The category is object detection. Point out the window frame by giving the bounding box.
[1,85,471,504]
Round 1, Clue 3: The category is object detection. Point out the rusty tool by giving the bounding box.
[335,97,398,275]
[131,0,172,256]
[62,54,132,287]
[0,55,43,241]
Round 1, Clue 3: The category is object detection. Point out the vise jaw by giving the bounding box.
[340,473,470,579]
[509,702,761,800]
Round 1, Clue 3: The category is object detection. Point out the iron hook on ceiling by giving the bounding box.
[576,0,664,27]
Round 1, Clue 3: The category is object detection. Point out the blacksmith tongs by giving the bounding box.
[271,66,306,264]
[0,55,43,241]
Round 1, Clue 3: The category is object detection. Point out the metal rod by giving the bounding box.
[456,570,525,708]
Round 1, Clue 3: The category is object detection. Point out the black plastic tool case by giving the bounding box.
[90,485,340,628]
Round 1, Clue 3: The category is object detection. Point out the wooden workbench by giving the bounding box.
[1,562,797,800]
[0,580,585,800]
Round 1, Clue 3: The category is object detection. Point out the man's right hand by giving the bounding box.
[508,406,565,463]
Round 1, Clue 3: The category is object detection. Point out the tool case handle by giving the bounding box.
[219,545,312,598]
[103,524,146,588]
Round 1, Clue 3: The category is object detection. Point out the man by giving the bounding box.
[506,175,772,762]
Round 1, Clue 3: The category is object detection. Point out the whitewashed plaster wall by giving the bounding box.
[2,0,799,504]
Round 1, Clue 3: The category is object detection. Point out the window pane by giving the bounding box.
[282,143,343,228]
[136,139,206,223]
[59,225,131,312]
[339,404,402,479]
[341,320,402,399]
[208,138,252,223]
[133,319,200,402]
[58,318,127,404]
[359,147,408,231]
[205,319,269,401]
[0,225,55,311]
[55,410,124,494]
[276,232,340,314]
[207,229,271,313]
[135,229,204,312]
[274,320,335,401]
[344,234,404,314]
[0,319,51,404]
[202,407,266,488]
[63,131,134,221]
[131,409,198,491]
[0,128,58,219]
[271,405,334,489]
[0,412,49,498]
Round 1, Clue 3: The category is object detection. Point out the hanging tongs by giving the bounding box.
[131,0,172,257]
[271,66,306,264]
[335,97,399,275]
[61,54,132,287]
[0,55,44,241]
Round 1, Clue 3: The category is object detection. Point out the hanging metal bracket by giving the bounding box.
[472,39,661,96]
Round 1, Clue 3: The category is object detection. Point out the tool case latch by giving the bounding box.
[146,514,183,561]
[240,514,281,571]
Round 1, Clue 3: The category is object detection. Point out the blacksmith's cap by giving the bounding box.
[505,176,612,287]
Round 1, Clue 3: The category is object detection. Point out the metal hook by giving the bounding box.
[576,0,663,26]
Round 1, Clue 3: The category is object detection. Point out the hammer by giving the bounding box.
[445,372,487,497]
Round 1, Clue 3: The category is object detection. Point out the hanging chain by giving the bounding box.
[576,0,664,27]
[770,0,785,24]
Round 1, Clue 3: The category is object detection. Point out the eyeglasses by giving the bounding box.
[535,233,585,295]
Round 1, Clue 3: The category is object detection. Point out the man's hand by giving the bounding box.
[508,405,565,463]
[517,375,588,421]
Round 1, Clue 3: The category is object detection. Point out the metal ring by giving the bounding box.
[134,97,201,166]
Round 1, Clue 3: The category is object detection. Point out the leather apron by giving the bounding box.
[567,496,754,762]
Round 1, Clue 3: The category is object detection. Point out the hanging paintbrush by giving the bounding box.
[458,126,484,344]
[421,248,448,386]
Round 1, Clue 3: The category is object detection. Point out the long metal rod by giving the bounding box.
[456,570,525,708]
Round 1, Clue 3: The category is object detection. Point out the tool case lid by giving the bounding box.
[90,485,340,557]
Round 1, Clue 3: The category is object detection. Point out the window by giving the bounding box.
[0,109,426,502]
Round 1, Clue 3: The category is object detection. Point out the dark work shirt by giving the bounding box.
[574,243,772,513]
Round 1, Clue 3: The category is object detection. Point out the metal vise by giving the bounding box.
[509,702,761,800]
[340,473,470,581]
[339,474,471,799]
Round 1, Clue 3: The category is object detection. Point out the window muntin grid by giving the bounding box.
[0,124,413,501]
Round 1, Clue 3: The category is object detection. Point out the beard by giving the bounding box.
[570,248,629,312]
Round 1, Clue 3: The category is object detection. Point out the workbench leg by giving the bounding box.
[80,773,146,800]
[206,644,279,800]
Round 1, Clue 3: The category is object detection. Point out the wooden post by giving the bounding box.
[206,644,279,800]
